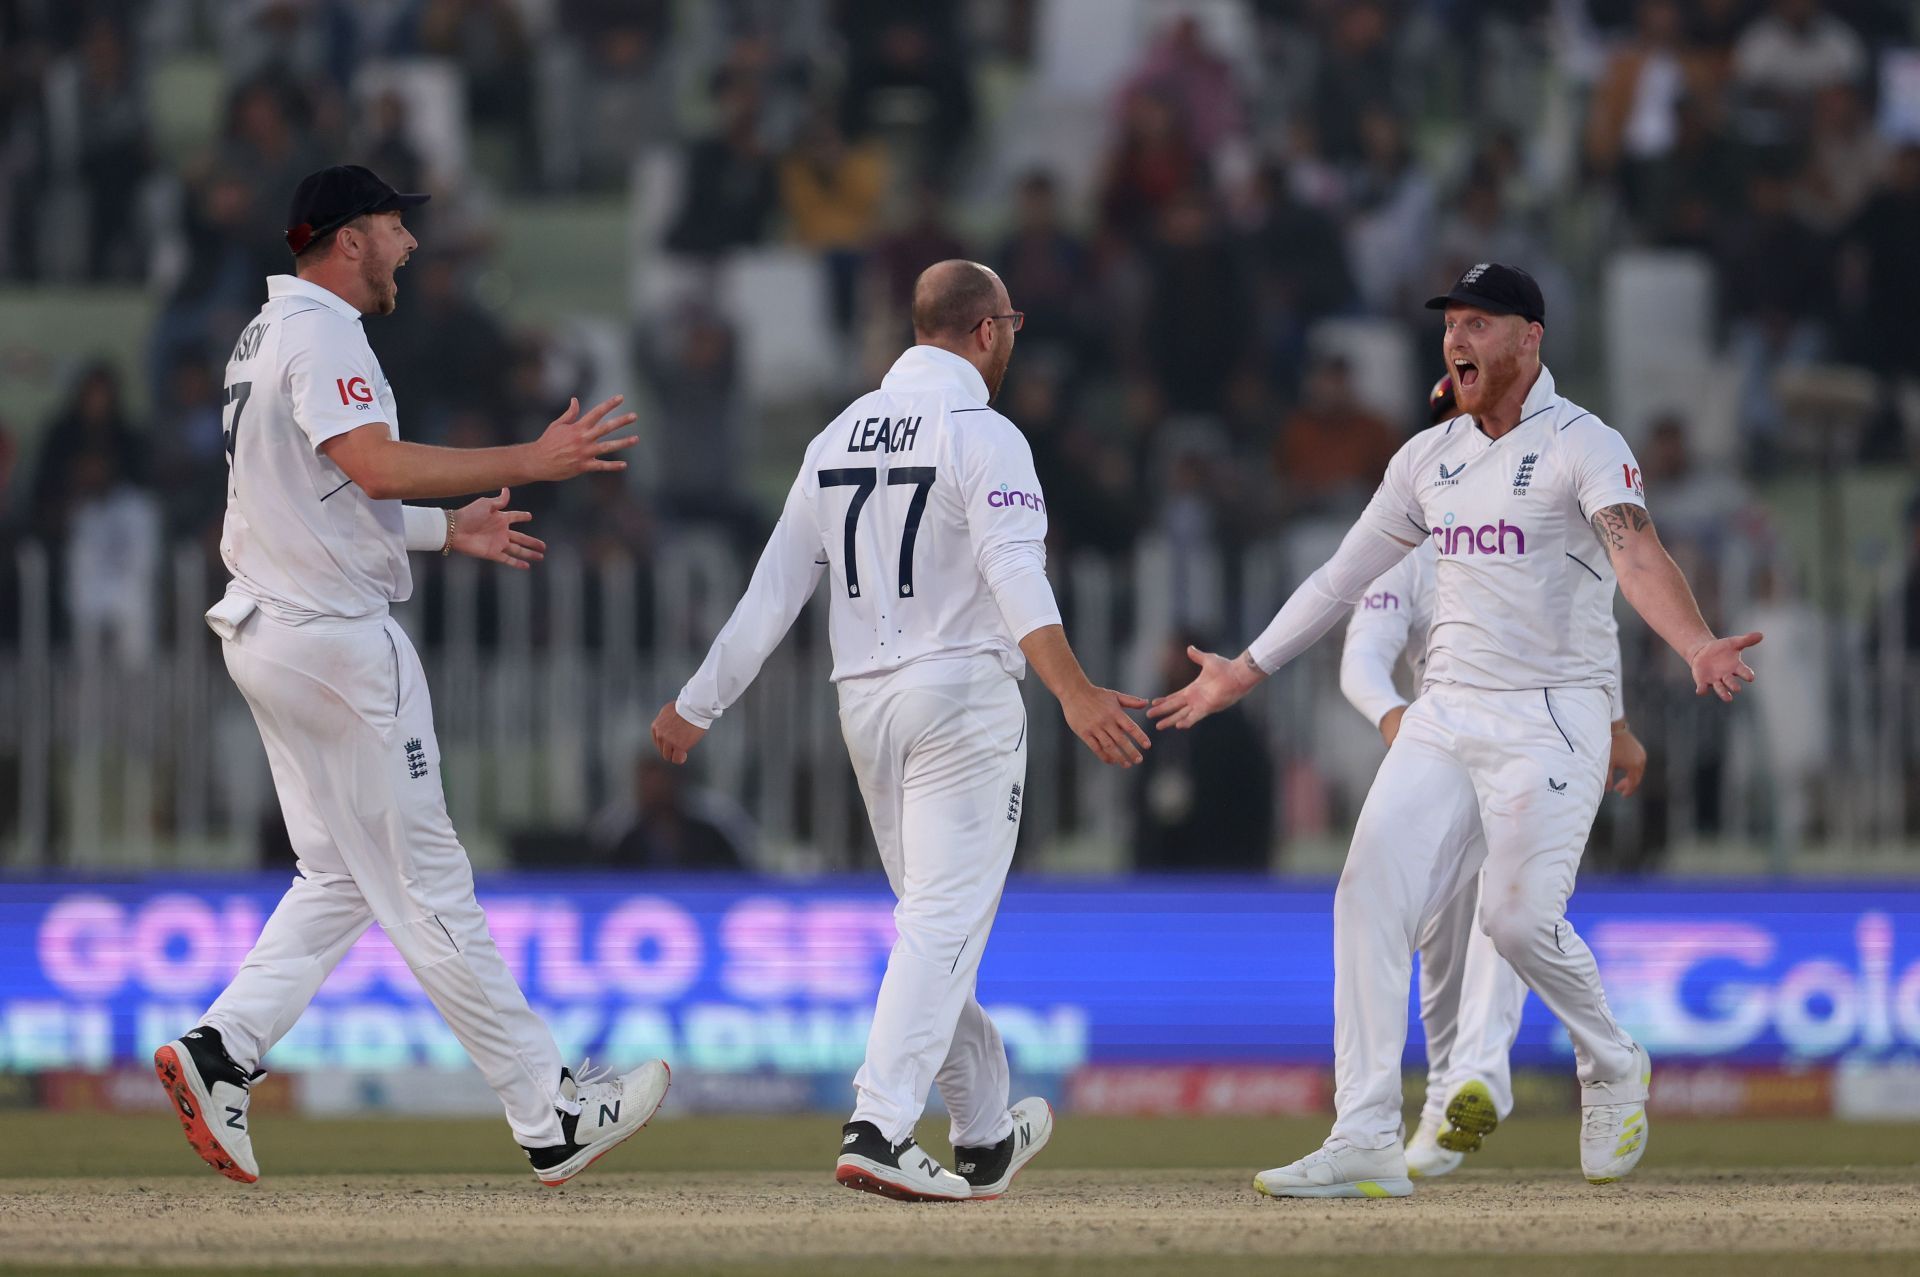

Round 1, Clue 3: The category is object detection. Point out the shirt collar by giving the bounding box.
[1520,363,1558,419]
[880,345,991,406]
[267,274,365,322]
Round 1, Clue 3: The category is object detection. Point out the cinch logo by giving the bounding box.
[1362,591,1399,610]
[1431,518,1527,555]
[336,376,374,405]
[987,484,1045,513]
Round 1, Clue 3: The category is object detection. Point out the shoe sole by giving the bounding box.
[1406,1151,1464,1180]
[537,1063,672,1187]
[967,1100,1054,1201]
[1253,1174,1413,1200]
[1437,1081,1499,1154]
[835,1156,969,1202]
[153,1044,257,1184]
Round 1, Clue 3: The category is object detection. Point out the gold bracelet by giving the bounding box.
[442,510,456,556]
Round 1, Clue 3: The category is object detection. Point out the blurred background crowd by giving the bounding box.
[1,0,1918,880]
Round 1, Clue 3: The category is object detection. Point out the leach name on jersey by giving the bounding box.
[674,345,1062,728]
[1261,365,1645,692]
[219,275,411,621]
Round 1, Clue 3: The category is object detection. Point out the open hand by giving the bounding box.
[532,394,639,482]
[1147,646,1265,731]
[449,489,545,569]
[1064,687,1152,768]
[1689,632,1762,702]
[651,700,707,765]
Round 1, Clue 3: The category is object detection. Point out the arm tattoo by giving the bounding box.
[1589,502,1651,559]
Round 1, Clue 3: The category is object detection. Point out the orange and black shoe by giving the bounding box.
[154,1026,262,1183]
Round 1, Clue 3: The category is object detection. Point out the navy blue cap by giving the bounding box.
[1425,262,1545,325]
[286,165,428,255]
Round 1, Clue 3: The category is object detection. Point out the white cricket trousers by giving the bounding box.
[1416,870,1528,1126]
[839,655,1027,1149]
[200,607,568,1147]
[1332,684,1644,1149]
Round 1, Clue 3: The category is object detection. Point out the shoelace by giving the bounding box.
[1582,1105,1620,1138]
[569,1057,622,1095]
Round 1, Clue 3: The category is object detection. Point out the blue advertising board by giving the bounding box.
[0,877,1915,1075]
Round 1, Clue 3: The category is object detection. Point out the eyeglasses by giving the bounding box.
[971,312,1025,334]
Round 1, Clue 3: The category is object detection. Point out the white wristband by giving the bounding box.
[403,504,450,552]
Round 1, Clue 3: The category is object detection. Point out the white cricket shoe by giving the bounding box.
[1253,1140,1414,1199]
[154,1025,262,1184]
[523,1058,671,1186]
[954,1097,1054,1199]
[1580,1043,1652,1184]
[1405,1113,1463,1179]
[836,1120,972,1201]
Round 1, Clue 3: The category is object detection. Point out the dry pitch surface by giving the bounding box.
[1,1113,1916,1276]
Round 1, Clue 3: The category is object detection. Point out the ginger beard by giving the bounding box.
[362,243,404,316]
[1445,309,1535,419]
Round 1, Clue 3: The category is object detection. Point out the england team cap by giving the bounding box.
[1424,261,1545,325]
[285,165,429,255]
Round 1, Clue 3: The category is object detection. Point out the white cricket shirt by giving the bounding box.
[217,274,409,622]
[1340,536,1626,729]
[676,345,1061,727]
[1349,365,1645,694]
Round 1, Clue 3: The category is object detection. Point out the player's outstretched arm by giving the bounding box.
[1589,502,1761,702]
[1149,520,1418,732]
[1019,624,1151,768]
[430,488,547,569]
[320,394,639,500]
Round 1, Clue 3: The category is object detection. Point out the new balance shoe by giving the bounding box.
[835,1121,971,1201]
[154,1026,262,1184]
[1253,1140,1414,1199]
[522,1058,670,1186]
[1580,1043,1652,1184]
[1436,1078,1500,1156]
[954,1097,1053,1199]
[1404,1113,1463,1179]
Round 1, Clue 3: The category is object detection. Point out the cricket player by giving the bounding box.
[1153,263,1760,1196]
[154,165,670,1187]
[1340,375,1648,1179]
[650,260,1149,1201]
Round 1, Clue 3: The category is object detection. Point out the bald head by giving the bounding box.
[912,260,1003,343]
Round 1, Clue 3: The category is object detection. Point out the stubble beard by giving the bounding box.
[364,255,398,316]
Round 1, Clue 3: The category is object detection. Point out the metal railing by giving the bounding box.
[2,530,1914,874]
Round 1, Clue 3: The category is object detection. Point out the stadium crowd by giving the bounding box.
[2,0,1918,867]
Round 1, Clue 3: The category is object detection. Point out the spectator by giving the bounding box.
[1839,144,1920,382]
[358,89,428,199]
[419,0,534,182]
[636,295,753,537]
[1718,167,1834,454]
[1639,413,1754,555]
[1583,0,1720,213]
[1307,0,1401,163]
[62,439,162,668]
[1133,631,1274,871]
[664,67,778,256]
[837,5,974,166]
[779,107,886,334]
[1271,354,1399,514]
[1098,91,1198,245]
[1119,15,1247,155]
[870,177,968,327]
[996,170,1091,364]
[1731,0,1866,105]
[1142,187,1251,414]
[150,348,228,540]
[1791,83,1884,233]
[1343,106,1435,313]
[365,252,512,443]
[72,17,149,281]
[588,755,755,870]
[1635,91,1747,248]
[28,361,145,535]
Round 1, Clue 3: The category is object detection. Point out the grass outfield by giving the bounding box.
[3,1109,1916,1178]
[0,1113,1915,1275]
